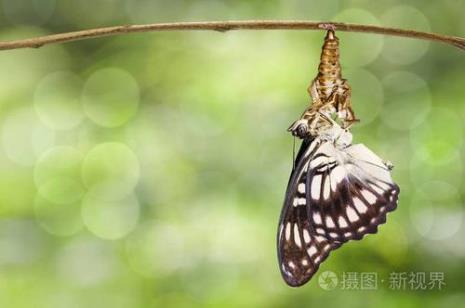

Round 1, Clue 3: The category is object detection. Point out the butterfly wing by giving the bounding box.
[278,140,399,287]
[277,138,338,287]
[306,142,399,243]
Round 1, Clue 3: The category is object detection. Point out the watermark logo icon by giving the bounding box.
[318,271,338,290]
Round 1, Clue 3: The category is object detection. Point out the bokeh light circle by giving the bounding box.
[37,178,84,205]
[409,181,462,240]
[34,71,84,130]
[34,194,83,237]
[1,107,55,166]
[410,107,462,163]
[81,192,140,240]
[345,68,383,126]
[409,107,462,187]
[81,142,140,201]
[34,146,82,182]
[82,68,140,127]
[34,146,83,200]
[380,71,431,130]
[332,9,383,67]
[409,149,462,189]
[381,6,431,65]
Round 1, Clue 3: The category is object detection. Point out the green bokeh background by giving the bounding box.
[0,1,464,307]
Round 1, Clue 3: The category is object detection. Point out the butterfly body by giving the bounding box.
[278,123,399,287]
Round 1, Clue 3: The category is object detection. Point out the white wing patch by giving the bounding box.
[293,197,306,207]
[307,246,317,257]
[313,212,322,224]
[303,229,311,244]
[330,165,345,191]
[311,175,322,200]
[310,155,327,169]
[294,224,302,248]
[325,216,335,228]
[361,190,377,205]
[370,184,384,195]
[323,176,330,200]
[353,197,367,214]
[346,206,359,223]
[338,216,348,228]
[285,222,291,241]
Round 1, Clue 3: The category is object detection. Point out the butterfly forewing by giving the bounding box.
[278,138,337,287]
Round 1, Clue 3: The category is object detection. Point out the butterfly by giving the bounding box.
[277,117,399,287]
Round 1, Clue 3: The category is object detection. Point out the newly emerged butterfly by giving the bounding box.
[278,29,399,286]
[277,116,399,287]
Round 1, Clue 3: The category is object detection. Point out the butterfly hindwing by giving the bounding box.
[307,142,399,242]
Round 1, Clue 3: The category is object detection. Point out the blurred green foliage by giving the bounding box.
[0,0,464,307]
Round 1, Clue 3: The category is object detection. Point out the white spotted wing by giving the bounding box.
[277,136,399,287]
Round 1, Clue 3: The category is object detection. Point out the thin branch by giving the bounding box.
[0,20,464,51]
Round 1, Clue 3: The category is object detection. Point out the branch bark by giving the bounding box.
[0,20,464,51]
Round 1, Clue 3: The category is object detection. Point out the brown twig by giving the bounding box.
[0,20,464,51]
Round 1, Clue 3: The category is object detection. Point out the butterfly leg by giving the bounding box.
[308,78,321,105]
[335,81,359,128]
[288,80,327,138]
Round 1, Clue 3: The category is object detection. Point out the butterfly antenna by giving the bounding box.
[292,136,296,171]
